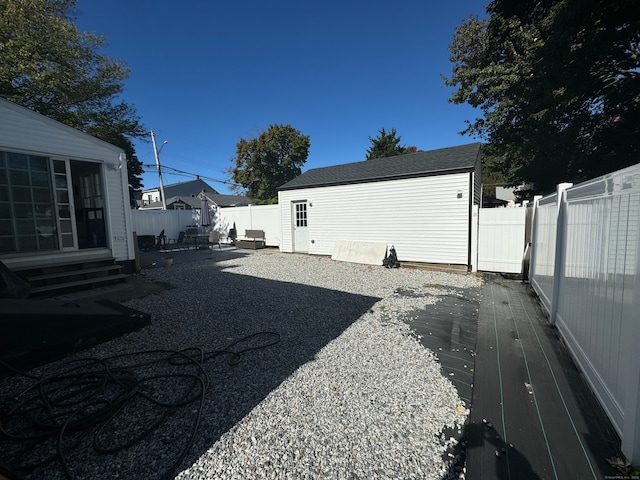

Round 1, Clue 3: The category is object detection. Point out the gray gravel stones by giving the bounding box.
[2,251,482,479]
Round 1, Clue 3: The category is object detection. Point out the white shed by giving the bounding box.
[0,98,135,272]
[278,143,482,268]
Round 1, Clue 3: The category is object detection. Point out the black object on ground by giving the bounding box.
[0,298,151,377]
[0,260,30,299]
[382,246,400,268]
[0,332,280,480]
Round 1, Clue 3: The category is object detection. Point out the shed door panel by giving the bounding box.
[292,201,309,253]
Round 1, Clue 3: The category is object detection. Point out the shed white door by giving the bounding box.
[477,207,526,273]
[292,201,309,253]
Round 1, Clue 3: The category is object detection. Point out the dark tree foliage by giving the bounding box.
[229,124,310,204]
[444,0,640,194]
[87,125,144,207]
[365,128,408,160]
[0,0,146,201]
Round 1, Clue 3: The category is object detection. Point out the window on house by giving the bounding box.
[0,151,58,253]
[295,202,307,227]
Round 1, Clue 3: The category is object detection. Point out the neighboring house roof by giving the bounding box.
[278,142,482,191]
[140,193,250,210]
[211,193,251,207]
[141,178,220,197]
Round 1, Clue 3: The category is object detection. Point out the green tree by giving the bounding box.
[87,124,144,207]
[366,127,408,160]
[229,124,310,204]
[0,0,146,202]
[444,0,640,194]
[481,163,509,198]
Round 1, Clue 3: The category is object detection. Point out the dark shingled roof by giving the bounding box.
[210,193,251,207]
[279,142,482,191]
[163,178,219,197]
[141,193,250,210]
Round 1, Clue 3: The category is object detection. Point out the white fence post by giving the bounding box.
[527,195,543,281]
[549,182,572,326]
[470,204,478,272]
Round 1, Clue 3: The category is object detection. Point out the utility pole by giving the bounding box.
[150,130,167,210]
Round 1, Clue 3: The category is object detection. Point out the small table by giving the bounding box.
[185,233,209,250]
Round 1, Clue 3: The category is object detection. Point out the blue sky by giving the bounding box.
[76,1,488,194]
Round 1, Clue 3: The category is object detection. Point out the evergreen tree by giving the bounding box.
[366,128,408,160]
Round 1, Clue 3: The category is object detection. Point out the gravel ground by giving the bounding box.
[1,251,481,480]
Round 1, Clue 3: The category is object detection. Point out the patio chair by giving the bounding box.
[163,231,185,251]
[185,227,199,249]
[208,231,221,249]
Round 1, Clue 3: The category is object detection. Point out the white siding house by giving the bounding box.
[0,98,134,270]
[278,143,482,268]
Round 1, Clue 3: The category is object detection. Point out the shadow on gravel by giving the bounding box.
[0,261,381,480]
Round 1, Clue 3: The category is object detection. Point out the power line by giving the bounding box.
[141,163,238,188]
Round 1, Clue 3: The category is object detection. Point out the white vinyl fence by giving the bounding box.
[477,207,527,273]
[130,205,281,247]
[530,164,640,464]
[216,204,281,246]
[130,209,204,243]
[529,189,562,311]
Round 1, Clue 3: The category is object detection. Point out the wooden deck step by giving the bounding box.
[27,265,123,282]
[29,273,130,294]
[19,258,130,298]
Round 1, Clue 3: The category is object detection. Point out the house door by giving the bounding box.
[70,160,107,249]
[52,159,108,251]
[292,201,309,253]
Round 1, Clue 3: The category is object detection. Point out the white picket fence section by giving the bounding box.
[530,164,640,464]
[477,207,527,273]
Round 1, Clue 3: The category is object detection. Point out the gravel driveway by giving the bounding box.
[1,251,481,480]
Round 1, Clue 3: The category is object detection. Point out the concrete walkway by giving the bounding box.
[466,274,623,480]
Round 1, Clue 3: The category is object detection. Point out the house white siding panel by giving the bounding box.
[0,101,122,167]
[104,164,133,261]
[279,173,471,265]
[279,192,294,252]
